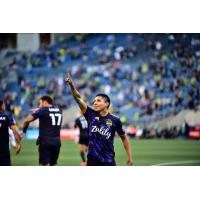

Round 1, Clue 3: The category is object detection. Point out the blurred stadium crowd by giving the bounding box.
[0,34,200,131]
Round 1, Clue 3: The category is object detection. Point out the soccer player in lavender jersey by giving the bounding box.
[21,96,62,166]
[65,73,133,166]
[0,100,21,166]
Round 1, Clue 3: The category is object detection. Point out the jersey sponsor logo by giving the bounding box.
[0,117,6,120]
[91,125,111,139]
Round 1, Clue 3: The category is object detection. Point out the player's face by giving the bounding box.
[39,100,49,108]
[39,100,44,108]
[93,96,108,112]
[0,103,5,112]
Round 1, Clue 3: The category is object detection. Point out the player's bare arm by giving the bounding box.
[10,125,21,143]
[120,135,133,166]
[65,73,87,114]
[74,123,77,129]
[21,115,35,138]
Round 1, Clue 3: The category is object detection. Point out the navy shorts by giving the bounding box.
[79,136,89,146]
[87,155,116,166]
[38,144,61,166]
[0,152,11,166]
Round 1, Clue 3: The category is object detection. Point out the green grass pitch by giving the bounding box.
[11,139,200,166]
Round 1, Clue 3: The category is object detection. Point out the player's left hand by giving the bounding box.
[127,160,133,166]
[20,132,26,139]
[14,144,21,155]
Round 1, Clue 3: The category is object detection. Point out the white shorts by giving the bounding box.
[9,128,17,147]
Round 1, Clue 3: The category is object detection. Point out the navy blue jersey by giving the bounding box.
[84,106,125,163]
[32,106,62,145]
[75,116,88,137]
[0,111,15,153]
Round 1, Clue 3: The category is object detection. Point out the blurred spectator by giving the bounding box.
[0,33,200,127]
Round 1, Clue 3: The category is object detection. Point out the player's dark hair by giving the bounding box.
[96,93,110,108]
[40,95,53,105]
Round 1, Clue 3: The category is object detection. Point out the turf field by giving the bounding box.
[11,139,200,166]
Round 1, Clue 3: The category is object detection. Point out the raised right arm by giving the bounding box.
[65,73,87,114]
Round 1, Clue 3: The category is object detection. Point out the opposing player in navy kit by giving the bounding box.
[74,114,89,165]
[0,100,21,166]
[21,96,62,166]
[65,73,133,166]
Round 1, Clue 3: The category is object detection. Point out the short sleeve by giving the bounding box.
[115,118,126,136]
[7,115,16,127]
[32,109,45,120]
[75,118,79,126]
[83,106,96,122]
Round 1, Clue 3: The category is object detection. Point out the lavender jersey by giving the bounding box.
[84,106,125,163]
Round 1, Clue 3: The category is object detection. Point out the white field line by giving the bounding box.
[152,160,200,166]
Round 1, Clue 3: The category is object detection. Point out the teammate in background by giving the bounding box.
[9,128,21,154]
[65,73,133,166]
[21,95,62,166]
[74,113,89,166]
[0,100,21,166]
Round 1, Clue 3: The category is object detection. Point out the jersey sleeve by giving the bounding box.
[32,109,45,120]
[83,106,96,122]
[7,115,16,127]
[115,118,126,136]
[74,118,79,127]
[75,118,79,125]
